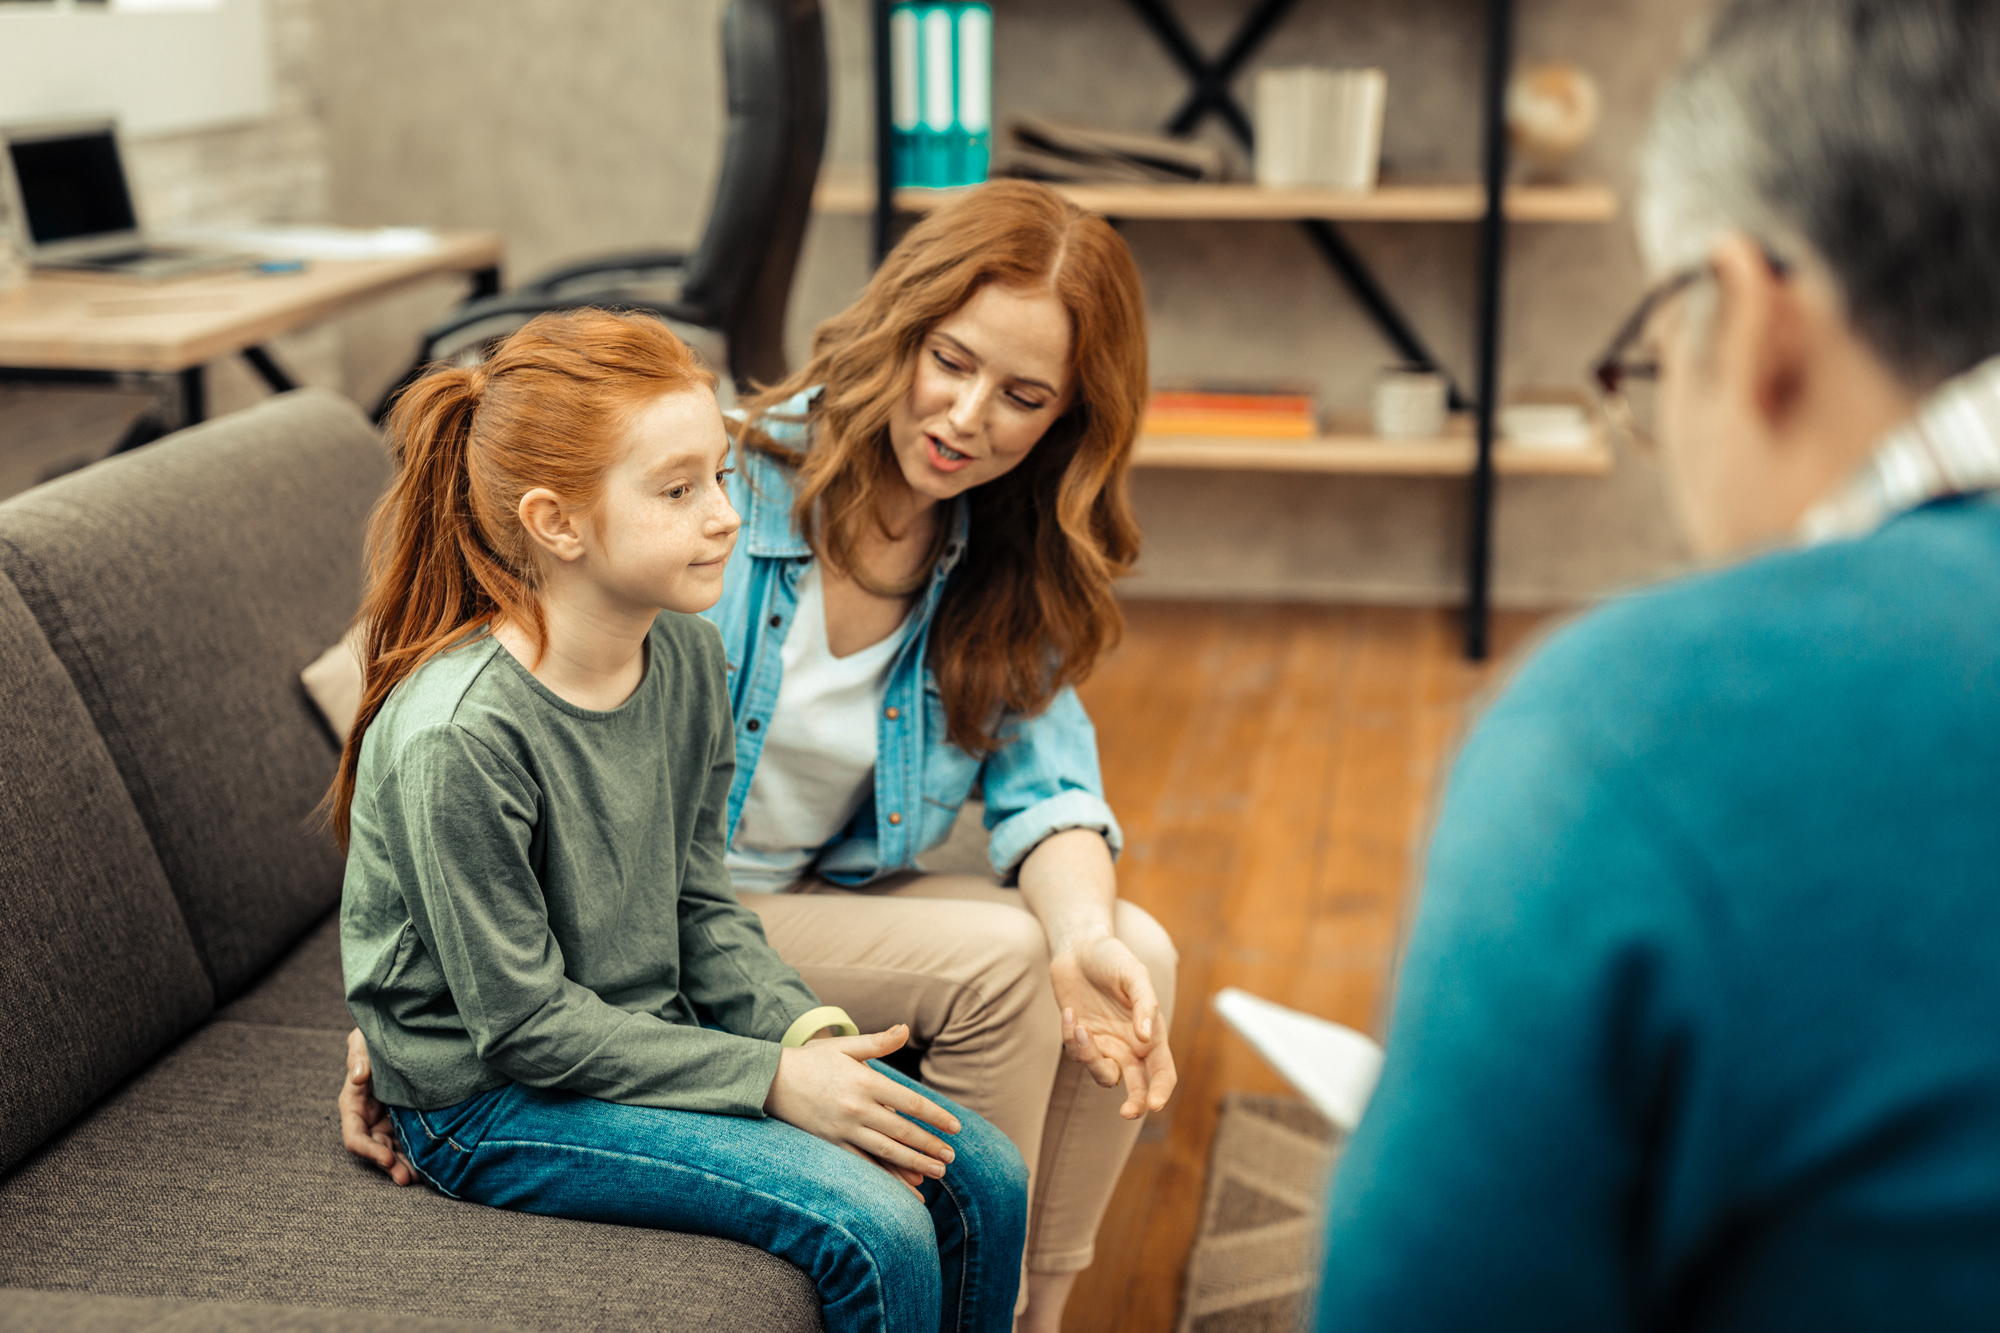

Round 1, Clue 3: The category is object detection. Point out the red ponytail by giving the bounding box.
[326,309,713,848]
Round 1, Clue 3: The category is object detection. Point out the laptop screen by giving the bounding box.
[8,129,139,248]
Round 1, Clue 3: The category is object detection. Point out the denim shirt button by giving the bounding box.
[887,811,902,825]
[746,719,761,732]
[885,706,899,720]
[769,614,782,628]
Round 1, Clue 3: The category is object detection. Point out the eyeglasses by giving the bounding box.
[1591,249,1790,453]
[1591,267,1701,454]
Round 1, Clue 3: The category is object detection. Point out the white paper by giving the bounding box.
[1213,987,1384,1133]
[160,225,439,260]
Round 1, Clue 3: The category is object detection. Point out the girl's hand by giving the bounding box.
[1050,937,1178,1120]
[340,1027,415,1186]
[764,1024,961,1197]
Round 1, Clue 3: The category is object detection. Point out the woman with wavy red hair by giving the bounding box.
[719,180,1175,1329]
[345,183,1176,1330]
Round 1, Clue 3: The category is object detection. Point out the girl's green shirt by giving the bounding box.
[340,612,823,1116]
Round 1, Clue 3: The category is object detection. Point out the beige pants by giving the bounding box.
[741,873,1178,1274]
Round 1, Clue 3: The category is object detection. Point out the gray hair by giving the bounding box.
[1640,0,2000,387]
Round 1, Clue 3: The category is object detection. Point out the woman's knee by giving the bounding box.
[1115,901,1179,988]
[982,902,1054,979]
[962,903,1059,1026]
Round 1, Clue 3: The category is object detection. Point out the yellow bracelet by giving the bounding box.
[781,1006,860,1048]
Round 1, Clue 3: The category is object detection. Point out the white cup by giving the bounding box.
[1374,366,1447,440]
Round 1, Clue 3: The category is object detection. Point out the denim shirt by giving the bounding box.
[703,398,1123,885]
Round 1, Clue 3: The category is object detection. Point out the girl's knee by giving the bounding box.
[948,1107,1031,1228]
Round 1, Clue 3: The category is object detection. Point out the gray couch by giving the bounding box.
[0,390,823,1332]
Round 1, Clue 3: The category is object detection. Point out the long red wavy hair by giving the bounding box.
[740,180,1148,753]
[325,309,714,847]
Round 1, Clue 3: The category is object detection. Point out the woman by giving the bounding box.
[344,180,1176,1331]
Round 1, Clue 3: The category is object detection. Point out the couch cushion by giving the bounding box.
[0,390,389,1001]
[0,1288,529,1332]
[0,575,211,1175]
[216,910,352,1031]
[0,1022,824,1333]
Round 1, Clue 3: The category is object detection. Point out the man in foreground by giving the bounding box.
[1316,2,2000,1327]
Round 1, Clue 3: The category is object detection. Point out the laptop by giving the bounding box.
[1,116,242,281]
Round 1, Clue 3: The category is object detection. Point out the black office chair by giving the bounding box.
[375,0,827,417]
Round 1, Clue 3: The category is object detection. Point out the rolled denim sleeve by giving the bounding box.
[980,685,1125,880]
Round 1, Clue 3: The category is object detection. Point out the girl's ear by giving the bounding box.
[518,488,587,563]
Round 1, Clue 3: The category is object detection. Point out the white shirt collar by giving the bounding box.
[1799,354,2000,543]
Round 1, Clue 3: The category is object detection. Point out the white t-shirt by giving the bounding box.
[725,563,910,893]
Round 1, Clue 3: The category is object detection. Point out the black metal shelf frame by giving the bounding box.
[867,0,1516,659]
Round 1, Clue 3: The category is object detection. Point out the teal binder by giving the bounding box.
[955,3,991,186]
[916,4,955,186]
[889,3,919,188]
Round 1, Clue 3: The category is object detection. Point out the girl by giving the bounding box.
[332,308,1027,1333]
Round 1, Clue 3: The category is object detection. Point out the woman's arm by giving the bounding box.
[1017,828,1177,1120]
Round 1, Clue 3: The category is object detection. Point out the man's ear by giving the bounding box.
[1708,231,1807,439]
[518,488,586,564]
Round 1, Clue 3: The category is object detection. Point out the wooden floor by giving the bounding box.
[1063,600,1548,1333]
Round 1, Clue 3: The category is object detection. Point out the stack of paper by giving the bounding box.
[161,226,439,260]
[1212,987,1384,1133]
[995,116,1225,185]
[1254,67,1388,192]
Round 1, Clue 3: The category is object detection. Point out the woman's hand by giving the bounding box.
[340,1027,415,1186]
[1017,828,1179,1121]
[764,1024,960,1197]
[1050,936,1178,1120]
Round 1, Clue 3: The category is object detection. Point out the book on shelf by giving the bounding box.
[995,115,1225,185]
[1143,383,1319,439]
[890,3,992,188]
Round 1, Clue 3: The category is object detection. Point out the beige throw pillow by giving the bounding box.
[302,626,365,745]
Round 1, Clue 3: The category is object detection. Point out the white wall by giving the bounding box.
[0,0,272,138]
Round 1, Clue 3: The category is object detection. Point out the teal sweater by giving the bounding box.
[1318,496,2000,1330]
[342,615,822,1117]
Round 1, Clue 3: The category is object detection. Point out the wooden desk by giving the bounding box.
[0,229,502,442]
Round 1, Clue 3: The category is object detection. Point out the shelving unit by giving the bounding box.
[851,0,1616,657]
[813,164,1618,224]
[1134,420,1613,477]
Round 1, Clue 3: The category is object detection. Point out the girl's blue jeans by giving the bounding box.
[390,1060,1027,1333]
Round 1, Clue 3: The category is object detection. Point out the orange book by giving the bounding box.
[1150,381,1317,412]
[1141,412,1316,438]
[1149,390,1315,416]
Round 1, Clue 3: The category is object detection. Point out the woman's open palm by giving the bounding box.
[1049,937,1177,1120]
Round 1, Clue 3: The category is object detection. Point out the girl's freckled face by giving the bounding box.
[584,388,741,616]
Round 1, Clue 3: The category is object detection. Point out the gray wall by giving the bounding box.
[311,0,1703,608]
[9,0,1707,604]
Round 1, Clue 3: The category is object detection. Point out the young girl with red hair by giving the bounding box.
[330,309,1026,1333]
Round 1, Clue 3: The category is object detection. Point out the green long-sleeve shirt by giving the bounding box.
[341,614,823,1116]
